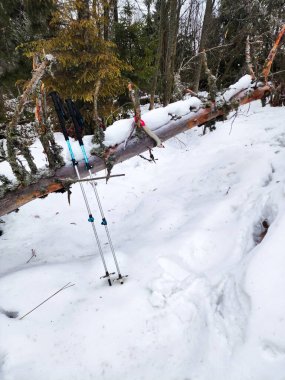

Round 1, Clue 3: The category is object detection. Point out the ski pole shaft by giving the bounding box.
[66,99,127,283]
[50,92,113,286]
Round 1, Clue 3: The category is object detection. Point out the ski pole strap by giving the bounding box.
[65,99,84,146]
[49,91,69,141]
[73,102,85,129]
[65,99,92,169]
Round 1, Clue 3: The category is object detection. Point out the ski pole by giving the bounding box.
[50,91,114,286]
[65,99,127,284]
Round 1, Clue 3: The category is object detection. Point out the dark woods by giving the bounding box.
[0,0,284,126]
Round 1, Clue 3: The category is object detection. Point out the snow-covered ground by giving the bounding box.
[1,100,285,379]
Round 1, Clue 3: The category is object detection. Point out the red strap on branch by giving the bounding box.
[134,116,145,127]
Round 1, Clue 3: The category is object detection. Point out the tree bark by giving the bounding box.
[0,85,270,217]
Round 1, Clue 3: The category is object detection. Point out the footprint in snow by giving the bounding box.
[261,340,285,360]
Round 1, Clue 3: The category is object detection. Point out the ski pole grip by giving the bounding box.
[49,91,69,141]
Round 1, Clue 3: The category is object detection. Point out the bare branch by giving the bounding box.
[179,43,234,73]
[245,35,256,79]
[263,24,285,83]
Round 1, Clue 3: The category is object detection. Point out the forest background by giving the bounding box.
[0,0,284,132]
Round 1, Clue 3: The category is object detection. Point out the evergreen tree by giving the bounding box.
[0,0,55,92]
[217,0,285,86]
[0,0,56,122]
[114,1,157,91]
[23,0,130,126]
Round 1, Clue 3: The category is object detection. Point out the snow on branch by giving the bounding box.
[2,25,285,216]
[0,79,271,217]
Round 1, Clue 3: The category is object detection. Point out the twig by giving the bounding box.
[26,248,37,264]
[19,282,75,320]
[185,89,198,97]
[201,50,217,102]
[269,70,285,77]
[245,35,255,79]
[174,136,188,148]
[124,122,136,150]
[229,110,239,135]
[64,173,125,184]
[180,43,234,72]
[128,82,163,147]
[139,148,157,163]
[105,102,133,126]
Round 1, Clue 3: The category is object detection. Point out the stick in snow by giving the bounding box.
[19,282,75,320]
[67,173,125,184]
[26,248,37,264]
[124,122,136,150]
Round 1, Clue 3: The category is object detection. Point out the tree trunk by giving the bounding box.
[192,0,215,93]
[103,0,110,41]
[0,85,270,217]
[113,0,118,23]
[93,79,102,123]
[6,58,52,182]
[150,0,168,110]
[163,0,181,106]
[77,0,90,20]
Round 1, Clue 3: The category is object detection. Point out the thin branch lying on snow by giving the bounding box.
[26,248,37,264]
[19,282,75,320]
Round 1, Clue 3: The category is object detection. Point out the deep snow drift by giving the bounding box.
[1,100,285,380]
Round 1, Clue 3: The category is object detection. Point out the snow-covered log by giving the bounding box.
[0,83,270,217]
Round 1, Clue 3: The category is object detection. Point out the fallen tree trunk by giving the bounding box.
[0,85,270,217]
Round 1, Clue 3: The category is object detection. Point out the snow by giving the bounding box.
[141,107,172,129]
[45,54,55,62]
[165,97,202,116]
[1,101,285,379]
[103,118,134,146]
[103,97,202,147]
[0,75,253,186]
[222,74,253,102]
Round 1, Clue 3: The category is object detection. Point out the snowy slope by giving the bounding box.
[1,101,285,380]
